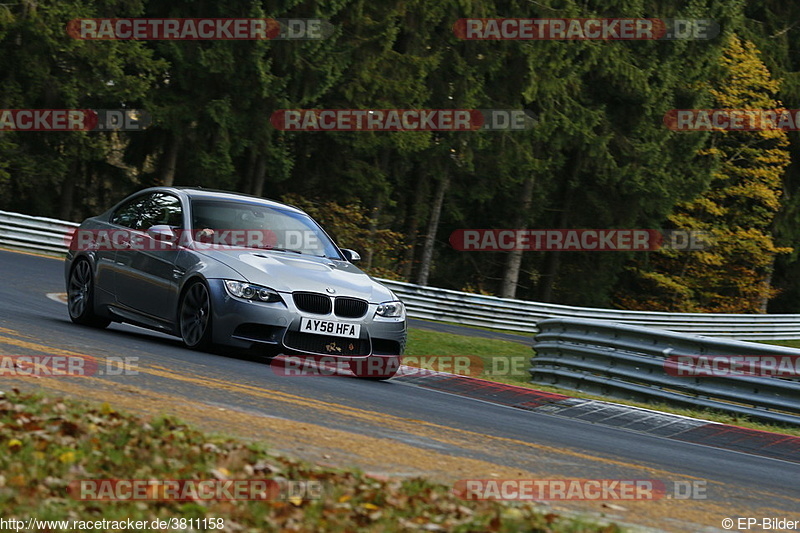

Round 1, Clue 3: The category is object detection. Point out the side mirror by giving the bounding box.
[147,224,177,243]
[340,249,361,262]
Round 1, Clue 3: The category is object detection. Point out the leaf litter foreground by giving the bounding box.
[0,388,623,532]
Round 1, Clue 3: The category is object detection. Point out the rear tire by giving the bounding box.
[179,281,213,350]
[349,356,401,380]
[67,259,110,328]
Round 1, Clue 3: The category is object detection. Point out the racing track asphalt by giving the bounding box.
[0,249,798,531]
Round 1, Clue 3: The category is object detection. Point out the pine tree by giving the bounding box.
[618,36,791,313]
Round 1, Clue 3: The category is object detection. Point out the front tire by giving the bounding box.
[179,281,213,350]
[67,259,110,328]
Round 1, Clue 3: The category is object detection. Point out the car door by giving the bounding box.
[103,192,151,300]
[112,192,186,320]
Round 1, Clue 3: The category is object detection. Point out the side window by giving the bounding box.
[139,193,183,231]
[110,194,152,229]
[110,193,183,231]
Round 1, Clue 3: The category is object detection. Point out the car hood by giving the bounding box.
[197,249,395,302]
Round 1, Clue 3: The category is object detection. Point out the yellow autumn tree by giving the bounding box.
[280,194,408,280]
[618,36,791,313]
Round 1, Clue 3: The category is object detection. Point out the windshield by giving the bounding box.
[190,199,341,258]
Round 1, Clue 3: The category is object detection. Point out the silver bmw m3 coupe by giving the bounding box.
[65,187,406,379]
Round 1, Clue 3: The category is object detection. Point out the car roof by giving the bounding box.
[166,187,307,215]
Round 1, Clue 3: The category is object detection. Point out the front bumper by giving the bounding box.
[207,279,406,356]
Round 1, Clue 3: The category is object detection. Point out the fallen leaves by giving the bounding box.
[0,389,618,533]
[58,450,77,464]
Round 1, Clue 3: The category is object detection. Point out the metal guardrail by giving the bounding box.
[4,209,800,340]
[0,210,78,255]
[531,318,800,425]
[378,279,800,340]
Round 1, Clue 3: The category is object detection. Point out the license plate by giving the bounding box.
[300,317,361,338]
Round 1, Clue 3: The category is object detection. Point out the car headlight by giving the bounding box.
[224,280,282,303]
[375,300,405,318]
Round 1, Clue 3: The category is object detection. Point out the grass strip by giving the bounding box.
[406,328,800,437]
